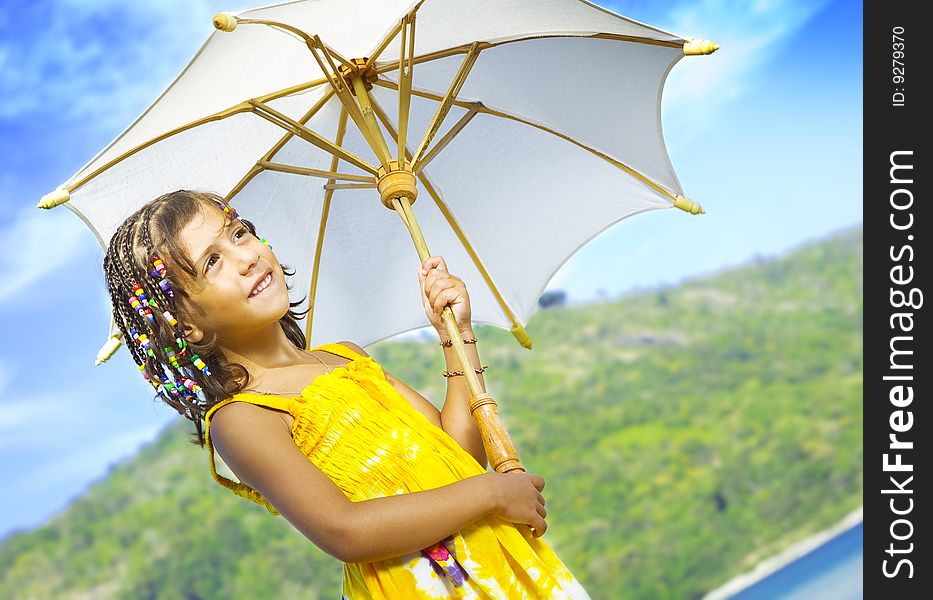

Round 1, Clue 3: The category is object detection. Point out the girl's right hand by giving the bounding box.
[486,472,548,537]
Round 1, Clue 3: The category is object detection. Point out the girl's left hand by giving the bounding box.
[418,255,472,334]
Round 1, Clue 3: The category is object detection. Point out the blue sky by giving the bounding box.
[0,0,861,539]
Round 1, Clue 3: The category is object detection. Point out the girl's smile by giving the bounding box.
[248,270,275,298]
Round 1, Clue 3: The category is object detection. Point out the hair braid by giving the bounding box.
[138,208,216,431]
[109,211,194,419]
[106,225,148,368]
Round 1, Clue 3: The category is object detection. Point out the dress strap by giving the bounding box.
[312,341,367,362]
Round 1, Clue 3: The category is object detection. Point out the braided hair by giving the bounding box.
[103,190,308,446]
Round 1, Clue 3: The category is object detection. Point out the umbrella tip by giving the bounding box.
[96,335,123,365]
[213,13,238,32]
[684,39,719,56]
[673,195,705,215]
[37,189,70,210]
[510,322,533,350]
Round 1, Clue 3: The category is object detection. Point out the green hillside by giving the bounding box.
[0,225,863,599]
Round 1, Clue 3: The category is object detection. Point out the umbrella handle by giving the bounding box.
[393,197,525,474]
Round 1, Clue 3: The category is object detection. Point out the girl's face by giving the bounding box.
[175,203,290,345]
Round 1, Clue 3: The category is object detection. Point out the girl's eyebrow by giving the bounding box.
[194,219,236,268]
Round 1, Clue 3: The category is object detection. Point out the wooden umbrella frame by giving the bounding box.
[40,4,717,474]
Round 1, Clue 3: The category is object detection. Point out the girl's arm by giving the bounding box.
[209,401,547,564]
[436,326,489,469]
[415,256,490,468]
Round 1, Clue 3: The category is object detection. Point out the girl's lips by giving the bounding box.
[249,271,274,298]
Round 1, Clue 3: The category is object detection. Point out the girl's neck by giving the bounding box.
[219,321,305,373]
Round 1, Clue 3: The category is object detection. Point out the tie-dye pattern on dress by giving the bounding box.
[205,343,592,599]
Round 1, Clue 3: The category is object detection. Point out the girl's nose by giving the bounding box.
[233,244,260,275]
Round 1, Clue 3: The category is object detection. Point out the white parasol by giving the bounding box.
[39,0,717,472]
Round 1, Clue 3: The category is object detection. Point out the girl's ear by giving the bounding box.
[182,320,205,345]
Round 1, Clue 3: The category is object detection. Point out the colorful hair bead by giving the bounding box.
[162,311,177,327]
[260,238,272,249]
[129,328,154,357]
[148,256,175,299]
[139,364,160,389]
[152,256,166,277]
[182,377,202,393]
[164,347,180,370]
[158,278,174,297]
[129,283,155,322]
[190,354,210,376]
[215,200,240,219]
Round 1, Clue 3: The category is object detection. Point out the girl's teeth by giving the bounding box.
[251,274,272,297]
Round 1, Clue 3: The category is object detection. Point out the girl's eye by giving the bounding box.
[204,227,249,274]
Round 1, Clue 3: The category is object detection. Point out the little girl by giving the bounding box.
[103,189,591,599]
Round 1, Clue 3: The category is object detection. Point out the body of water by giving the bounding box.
[732,522,862,599]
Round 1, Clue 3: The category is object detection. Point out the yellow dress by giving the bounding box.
[204,343,591,599]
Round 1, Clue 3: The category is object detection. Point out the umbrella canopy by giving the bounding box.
[40,0,716,356]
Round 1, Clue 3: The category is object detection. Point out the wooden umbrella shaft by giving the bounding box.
[392,196,524,473]
[340,67,523,473]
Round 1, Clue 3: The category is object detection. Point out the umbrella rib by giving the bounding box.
[305,105,350,347]
[322,182,379,190]
[365,1,425,69]
[235,17,358,72]
[260,161,375,183]
[259,160,376,185]
[414,105,480,174]
[306,40,367,132]
[233,14,412,170]
[371,33,683,77]
[369,96,532,347]
[410,42,481,169]
[365,20,403,70]
[61,76,332,198]
[374,79,679,203]
[64,103,250,194]
[254,76,332,104]
[249,99,378,175]
[396,12,416,166]
[227,87,337,202]
[307,36,393,167]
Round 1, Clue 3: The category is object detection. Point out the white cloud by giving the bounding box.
[0,0,253,127]
[15,420,167,498]
[0,363,91,449]
[0,205,91,303]
[660,0,834,143]
[0,396,85,450]
[0,393,56,431]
